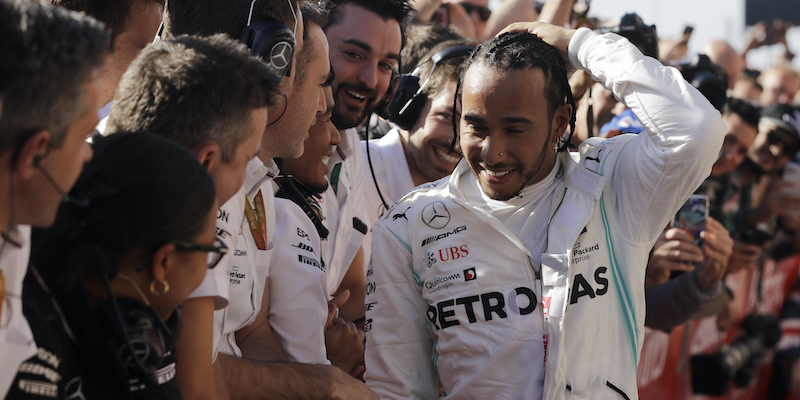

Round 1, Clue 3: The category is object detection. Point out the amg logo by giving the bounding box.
[427,287,537,330]
[292,242,314,253]
[298,255,323,271]
[421,225,467,247]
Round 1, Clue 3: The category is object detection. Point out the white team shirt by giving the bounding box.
[213,157,278,359]
[268,197,330,364]
[322,127,367,295]
[360,128,416,268]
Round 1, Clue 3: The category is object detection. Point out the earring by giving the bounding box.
[150,279,169,296]
[499,152,504,156]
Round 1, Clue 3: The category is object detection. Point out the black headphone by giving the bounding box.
[387,45,475,130]
[239,0,296,79]
[274,159,329,239]
[374,66,401,120]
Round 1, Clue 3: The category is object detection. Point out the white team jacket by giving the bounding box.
[364,28,727,400]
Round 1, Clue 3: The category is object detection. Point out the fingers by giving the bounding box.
[327,290,351,328]
[663,227,695,243]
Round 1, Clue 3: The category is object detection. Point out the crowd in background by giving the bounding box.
[1,0,800,399]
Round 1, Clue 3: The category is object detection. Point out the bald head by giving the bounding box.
[700,40,741,90]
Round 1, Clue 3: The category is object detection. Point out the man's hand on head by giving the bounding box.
[499,22,577,64]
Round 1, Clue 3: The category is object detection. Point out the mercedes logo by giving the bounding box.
[421,201,451,229]
[269,41,293,71]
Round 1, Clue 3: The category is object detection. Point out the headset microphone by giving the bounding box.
[33,156,90,207]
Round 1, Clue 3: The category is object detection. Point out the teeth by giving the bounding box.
[346,90,365,101]
[485,169,510,177]
[435,147,461,164]
[322,155,329,162]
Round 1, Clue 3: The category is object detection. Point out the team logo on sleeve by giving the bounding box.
[464,267,477,281]
[421,201,451,229]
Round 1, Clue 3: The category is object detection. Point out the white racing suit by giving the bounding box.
[364,28,726,400]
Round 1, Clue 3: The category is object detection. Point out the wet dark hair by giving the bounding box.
[32,132,216,291]
[453,31,577,152]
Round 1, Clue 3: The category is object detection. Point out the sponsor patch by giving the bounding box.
[421,201,451,229]
[464,268,477,281]
[421,225,467,247]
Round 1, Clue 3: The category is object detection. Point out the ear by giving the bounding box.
[551,103,574,143]
[14,131,51,179]
[190,142,221,174]
[148,242,176,283]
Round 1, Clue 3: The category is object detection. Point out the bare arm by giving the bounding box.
[334,247,366,328]
[215,352,377,400]
[484,0,538,39]
[235,277,288,362]
[175,296,219,400]
[537,0,575,27]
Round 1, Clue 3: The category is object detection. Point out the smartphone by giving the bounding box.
[672,194,709,248]
[782,161,800,195]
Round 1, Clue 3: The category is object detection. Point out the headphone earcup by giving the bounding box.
[241,17,295,78]
[387,74,423,130]
[395,93,428,131]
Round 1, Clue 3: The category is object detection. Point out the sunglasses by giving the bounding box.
[460,3,491,22]
[766,129,800,156]
[135,238,229,272]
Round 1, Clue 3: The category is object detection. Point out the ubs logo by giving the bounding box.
[421,201,450,229]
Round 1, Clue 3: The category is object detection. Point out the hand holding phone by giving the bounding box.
[672,194,709,248]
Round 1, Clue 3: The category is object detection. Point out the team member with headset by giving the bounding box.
[321,0,411,329]
[268,85,366,375]
[0,1,109,397]
[8,132,219,399]
[361,39,476,268]
[165,1,375,398]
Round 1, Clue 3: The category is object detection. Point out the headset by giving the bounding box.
[274,159,329,239]
[374,66,401,120]
[387,45,476,131]
[239,0,297,79]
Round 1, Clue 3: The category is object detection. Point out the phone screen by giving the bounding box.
[673,194,709,247]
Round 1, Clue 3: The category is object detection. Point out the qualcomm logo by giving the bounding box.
[421,201,451,229]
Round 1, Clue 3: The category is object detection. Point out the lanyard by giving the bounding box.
[244,190,268,250]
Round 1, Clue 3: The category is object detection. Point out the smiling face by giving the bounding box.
[402,80,461,185]
[280,86,341,193]
[324,3,402,129]
[460,64,570,200]
[710,112,757,177]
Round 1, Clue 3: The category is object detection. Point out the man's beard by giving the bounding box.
[331,81,378,129]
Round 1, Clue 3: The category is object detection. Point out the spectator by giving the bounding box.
[0,1,108,396]
[759,65,800,108]
[364,22,725,399]
[701,40,743,91]
[15,132,217,399]
[731,69,763,105]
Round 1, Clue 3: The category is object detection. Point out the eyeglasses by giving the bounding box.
[766,129,800,156]
[135,238,229,272]
[460,3,491,22]
[173,239,229,269]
